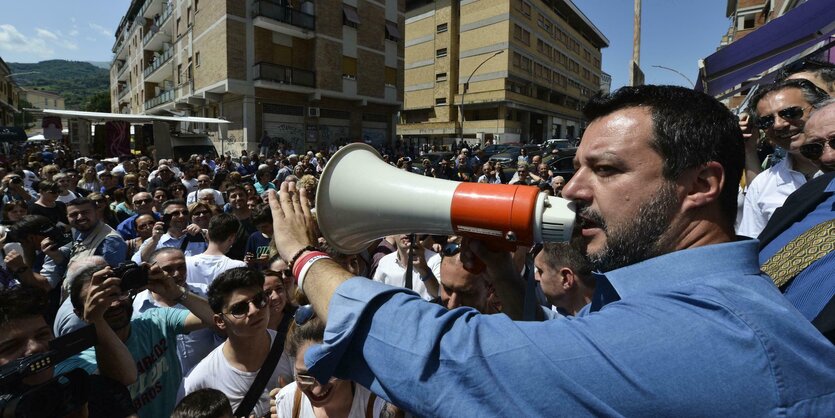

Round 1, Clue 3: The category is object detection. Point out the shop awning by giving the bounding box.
[696,0,835,98]
[0,126,27,143]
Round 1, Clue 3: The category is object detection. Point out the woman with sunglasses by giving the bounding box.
[170,184,188,200]
[88,192,120,228]
[187,202,213,230]
[114,186,140,223]
[274,306,385,418]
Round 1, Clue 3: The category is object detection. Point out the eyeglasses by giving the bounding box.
[223,291,267,318]
[136,222,155,230]
[799,138,835,160]
[133,198,152,205]
[192,210,210,217]
[755,105,810,129]
[295,372,337,391]
[441,242,460,257]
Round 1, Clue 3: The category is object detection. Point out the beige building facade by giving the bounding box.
[398,0,607,145]
[111,0,404,154]
[20,88,65,110]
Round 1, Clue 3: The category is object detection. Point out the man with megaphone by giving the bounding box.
[267,85,835,416]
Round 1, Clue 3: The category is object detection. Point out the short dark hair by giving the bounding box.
[250,203,272,226]
[69,265,102,312]
[584,85,744,224]
[171,388,233,418]
[66,197,95,209]
[776,58,835,85]
[36,180,59,193]
[207,213,240,243]
[8,214,52,239]
[0,287,47,329]
[287,312,325,358]
[207,267,265,313]
[748,78,830,121]
[226,185,246,198]
[162,199,187,212]
[540,243,594,288]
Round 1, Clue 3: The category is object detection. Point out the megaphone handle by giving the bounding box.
[522,253,538,321]
[404,242,414,290]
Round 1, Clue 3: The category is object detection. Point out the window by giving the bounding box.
[513,24,530,46]
[436,72,447,82]
[437,23,448,33]
[436,48,447,58]
[385,67,397,86]
[342,56,357,79]
[195,51,201,67]
[176,17,181,37]
[385,21,400,42]
[435,97,447,105]
[520,1,531,17]
[512,52,522,68]
[343,5,360,28]
[194,0,199,12]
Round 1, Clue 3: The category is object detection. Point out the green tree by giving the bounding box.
[83,91,111,113]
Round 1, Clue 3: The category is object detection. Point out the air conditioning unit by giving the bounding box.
[307,107,320,117]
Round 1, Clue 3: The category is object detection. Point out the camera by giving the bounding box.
[38,225,72,248]
[9,177,23,185]
[0,326,96,418]
[112,262,148,292]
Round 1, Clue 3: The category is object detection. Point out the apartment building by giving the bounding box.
[110,0,404,154]
[20,88,65,110]
[0,57,21,126]
[398,0,607,145]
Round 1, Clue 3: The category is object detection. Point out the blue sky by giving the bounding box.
[0,0,730,89]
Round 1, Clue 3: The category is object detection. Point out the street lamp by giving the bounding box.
[459,50,503,145]
[651,65,694,87]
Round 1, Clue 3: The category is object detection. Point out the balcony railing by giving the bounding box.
[143,48,173,78]
[117,88,130,100]
[145,89,173,110]
[138,0,150,17]
[143,4,172,45]
[117,63,129,79]
[253,62,315,88]
[176,79,194,99]
[253,0,315,31]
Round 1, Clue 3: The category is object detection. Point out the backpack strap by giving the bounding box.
[366,393,378,418]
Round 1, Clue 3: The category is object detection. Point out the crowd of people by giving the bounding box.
[0,58,833,417]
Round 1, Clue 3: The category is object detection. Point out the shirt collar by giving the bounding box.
[590,240,762,310]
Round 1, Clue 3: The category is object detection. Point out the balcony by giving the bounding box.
[117,62,129,81]
[117,87,130,101]
[145,89,173,110]
[143,48,173,80]
[143,4,172,46]
[253,62,315,88]
[253,0,316,39]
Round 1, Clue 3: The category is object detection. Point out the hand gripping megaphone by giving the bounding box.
[315,143,575,254]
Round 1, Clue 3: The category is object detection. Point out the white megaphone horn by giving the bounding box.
[315,143,575,254]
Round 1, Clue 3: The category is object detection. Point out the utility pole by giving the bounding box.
[629,0,644,86]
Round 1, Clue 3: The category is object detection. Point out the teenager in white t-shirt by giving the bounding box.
[185,213,246,285]
[273,306,386,418]
[183,267,292,417]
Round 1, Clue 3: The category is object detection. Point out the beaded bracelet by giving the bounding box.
[288,245,317,272]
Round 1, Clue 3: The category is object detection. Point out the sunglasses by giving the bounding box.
[755,105,810,129]
[295,372,337,391]
[192,210,210,217]
[294,304,315,326]
[799,138,835,160]
[441,242,461,257]
[133,198,153,205]
[223,291,267,318]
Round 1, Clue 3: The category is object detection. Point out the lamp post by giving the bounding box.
[651,65,695,87]
[459,50,503,145]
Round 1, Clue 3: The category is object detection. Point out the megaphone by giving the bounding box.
[315,143,575,254]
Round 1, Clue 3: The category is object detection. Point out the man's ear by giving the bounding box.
[560,268,576,290]
[682,161,724,211]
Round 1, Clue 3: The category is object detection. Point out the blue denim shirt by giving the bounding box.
[305,241,835,417]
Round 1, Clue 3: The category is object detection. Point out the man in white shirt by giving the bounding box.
[183,267,292,417]
[738,79,829,238]
[372,234,440,301]
[185,213,246,285]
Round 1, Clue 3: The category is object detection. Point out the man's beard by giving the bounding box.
[572,182,678,272]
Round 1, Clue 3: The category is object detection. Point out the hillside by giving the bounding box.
[9,60,109,110]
